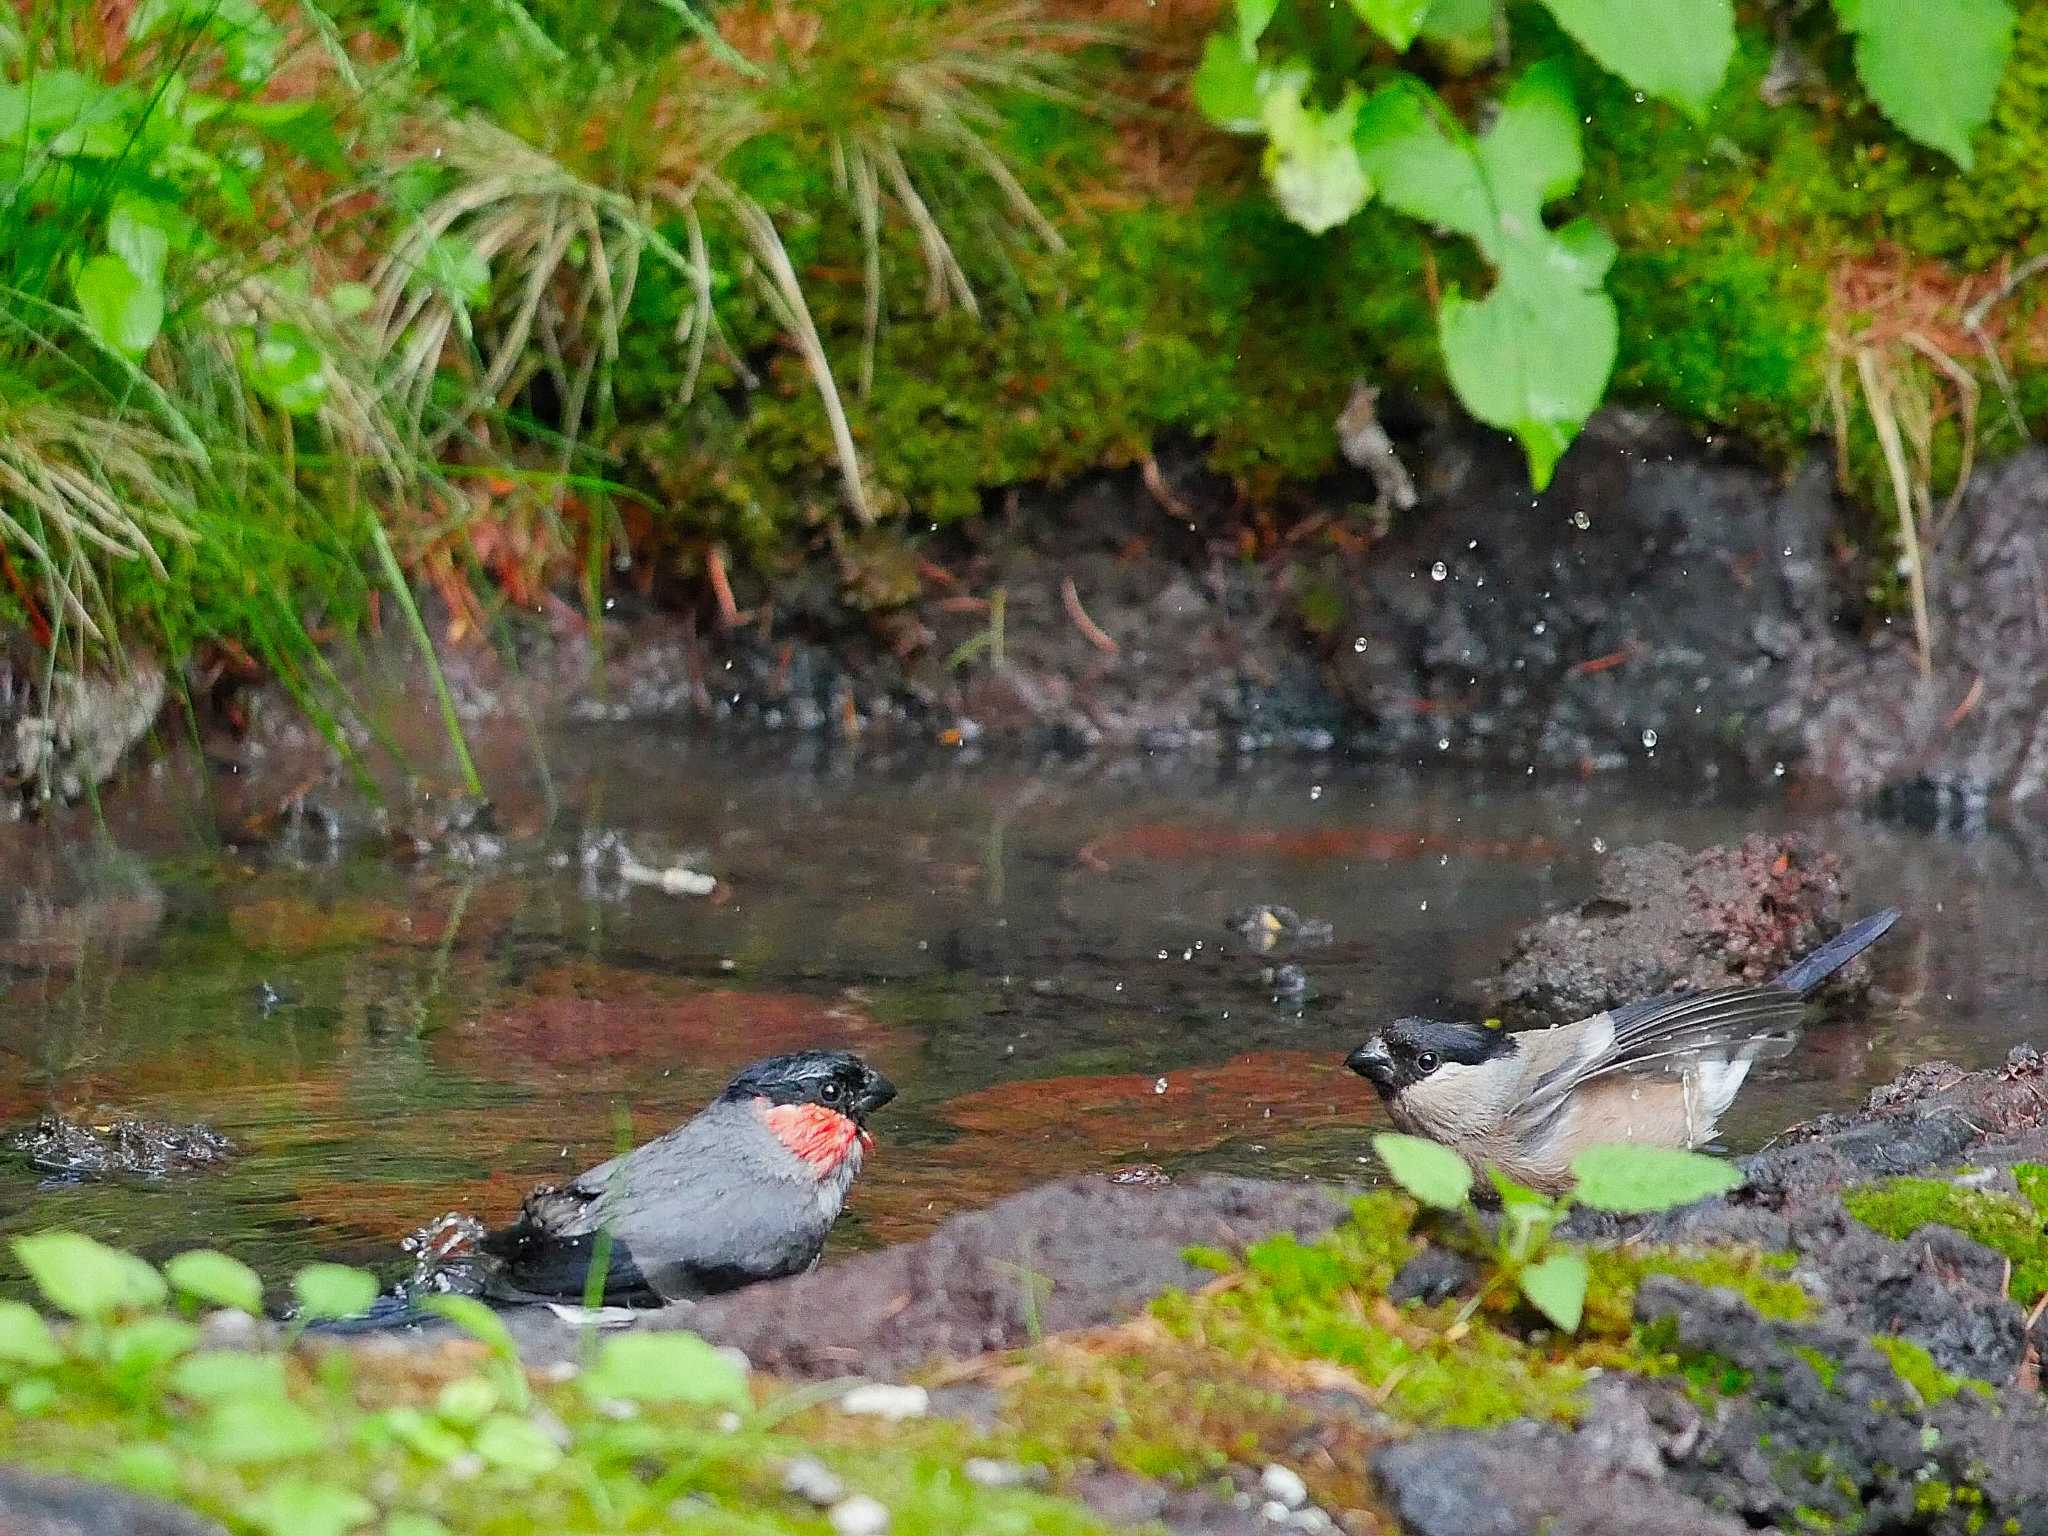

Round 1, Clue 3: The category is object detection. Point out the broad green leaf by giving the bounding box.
[165,1250,263,1314]
[581,1331,751,1407]
[10,1377,58,1415]
[473,1413,564,1476]
[435,1375,499,1425]
[1354,85,1490,244]
[14,1233,166,1318]
[170,1350,289,1402]
[1260,76,1372,235]
[1477,62,1582,225]
[421,1295,517,1359]
[1569,1144,1745,1213]
[383,1406,468,1463]
[421,235,490,307]
[74,255,164,359]
[1517,1249,1588,1331]
[201,1397,326,1463]
[109,1444,181,1497]
[1371,1133,1474,1210]
[108,199,172,285]
[0,70,97,139]
[1192,35,1263,133]
[1237,0,1280,50]
[107,1317,199,1375]
[387,1515,454,1536]
[1834,0,2014,169]
[1349,0,1433,49]
[1439,266,1617,489]
[1419,0,1495,62]
[1536,0,1735,118]
[237,325,330,416]
[290,1263,377,1321]
[0,1301,60,1367]
[244,1480,375,1536]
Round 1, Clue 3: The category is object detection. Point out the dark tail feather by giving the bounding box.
[1773,909,1901,995]
[299,1290,437,1336]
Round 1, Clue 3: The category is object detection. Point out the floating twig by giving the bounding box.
[1060,575,1119,655]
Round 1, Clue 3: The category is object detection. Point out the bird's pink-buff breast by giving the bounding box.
[755,1099,868,1173]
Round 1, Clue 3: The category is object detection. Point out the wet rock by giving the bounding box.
[9,1111,235,1179]
[0,664,166,805]
[1325,412,1838,775]
[0,1467,225,1536]
[1492,833,1853,1023]
[641,1175,1349,1380]
[1387,1245,1477,1307]
[1065,1469,1275,1536]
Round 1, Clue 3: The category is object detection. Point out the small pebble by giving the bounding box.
[963,1458,1031,1488]
[838,1383,929,1421]
[1260,1464,1308,1510]
[782,1456,846,1508]
[828,1494,890,1536]
[1262,1501,1293,1523]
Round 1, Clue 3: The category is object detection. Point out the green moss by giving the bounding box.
[1843,1177,2048,1304]
[1796,1346,1840,1392]
[1869,1335,1993,1407]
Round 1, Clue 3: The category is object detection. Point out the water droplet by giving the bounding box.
[1437,737,1451,751]
[1773,761,1787,777]
[1154,1078,1168,1095]
[1114,982,1124,992]
[1430,561,1448,581]
[1156,949,1169,960]
[1571,510,1592,531]
[1419,900,1429,911]
[1641,728,1659,750]
[1439,853,1449,866]
[1309,785,1323,801]
[1592,837,1607,854]
[1352,636,1368,653]
[1467,539,1478,550]
[1532,621,1547,636]
[1181,948,1194,961]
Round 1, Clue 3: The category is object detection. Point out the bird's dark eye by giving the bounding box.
[819,1080,844,1104]
[1416,1051,1440,1074]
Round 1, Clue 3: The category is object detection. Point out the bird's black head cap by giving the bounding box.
[720,1049,897,1121]
[1346,1017,1517,1098]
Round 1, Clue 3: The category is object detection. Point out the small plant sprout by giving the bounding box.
[1371,1134,1747,1334]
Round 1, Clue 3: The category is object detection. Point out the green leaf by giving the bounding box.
[1236,0,1280,50]
[1568,1144,1746,1213]
[108,199,172,286]
[244,1480,375,1536]
[421,235,491,308]
[1371,1133,1474,1210]
[14,1233,167,1318]
[0,1301,61,1367]
[1535,0,1735,118]
[73,255,165,360]
[1834,0,2015,169]
[166,1250,263,1314]
[1439,265,1617,489]
[421,1295,516,1359]
[386,1516,453,1536]
[329,281,377,319]
[201,1396,327,1463]
[581,1331,751,1407]
[1477,62,1583,223]
[290,1263,377,1321]
[435,1375,499,1425]
[133,0,283,86]
[107,1317,199,1375]
[1260,75,1372,235]
[473,1413,563,1476]
[170,1350,289,1402]
[1517,1249,1588,1332]
[9,1377,58,1416]
[1349,0,1433,49]
[109,1444,181,1497]
[1419,0,1495,60]
[1193,35,1263,133]
[236,325,330,416]
[1354,84,1490,243]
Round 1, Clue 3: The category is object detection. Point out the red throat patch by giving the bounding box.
[756,1099,862,1174]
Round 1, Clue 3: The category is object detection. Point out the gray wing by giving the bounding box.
[1509,984,1808,1138]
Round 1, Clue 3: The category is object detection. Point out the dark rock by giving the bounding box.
[1492,833,1852,1023]
[643,1175,1351,1380]
[1387,1246,1476,1307]
[1064,1469,1274,1536]
[1634,1275,2048,1533]
[1372,1414,1747,1536]
[0,1468,225,1536]
[9,1112,235,1179]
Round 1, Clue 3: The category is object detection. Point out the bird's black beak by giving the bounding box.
[855,1069,898,1118]
[1346,1039,1396,1092]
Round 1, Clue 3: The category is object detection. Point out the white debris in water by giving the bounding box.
[619,859,716,897]
[838,1384,929,1422]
